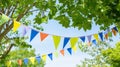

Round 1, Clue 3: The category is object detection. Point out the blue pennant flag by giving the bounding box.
[30,29,39,42]
[24,58,28,65]
[36,56,41,63]
[80,36,85,42]
[99,32,103,41]
[113,27,118,32]
[63,37,70,49]
[92,40,97,45]
[67,48,72,55]
[48,53,53,60]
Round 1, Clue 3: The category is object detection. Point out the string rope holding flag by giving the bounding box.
[21,22,118,49]
[0,13,119,66]
[21,23,118,48]
[10,13,118,50]
[0,13,118,43]
[6,47,75,66]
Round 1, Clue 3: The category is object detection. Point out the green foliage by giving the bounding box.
[1,0,120,66]
[1,0,120,30]
[55,15,70,28]
[102,42,120,67]
[77,41,111,67]
[0,48,45,67]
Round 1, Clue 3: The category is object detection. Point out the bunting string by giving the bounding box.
[6,46,77,66]
[0,13,119,66]
[11,19,116,51]
[0,13,118,39]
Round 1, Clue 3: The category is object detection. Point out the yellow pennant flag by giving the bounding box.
[54,51,59,58]
[13,19,21,32]
[6,61,11,67]
[72,46,77,52]
[70,37,78,48]
[52,35,61,49]
[42,55,47,62]
[93,34,99,41]
[29,57,35,64]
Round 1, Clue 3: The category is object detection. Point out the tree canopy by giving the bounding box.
[77,41,111,67]
[102,42,120,67]
[0,48,44,67]
[0,0,120,66]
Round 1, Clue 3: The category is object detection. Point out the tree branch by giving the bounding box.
[0,3,18,42]
[0,21,13,41]
[6,5,12,16]
[10,6,16,18]
[0,2,36,59]
[0,44,13,59]
[29,9,39,12]
[16,2,36,21]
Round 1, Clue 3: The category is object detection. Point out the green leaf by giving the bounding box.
[41,16,48,23]
[55,15,70,28]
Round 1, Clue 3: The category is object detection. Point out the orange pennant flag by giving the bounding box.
[60,50,64,56]
[40,32,48,41]
[112,29,117,36]
[87,42,91,46]
[18,59,22,66]
[105,34,108,40]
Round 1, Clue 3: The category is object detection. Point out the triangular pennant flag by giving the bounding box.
[67,48,72,55]
[113,27,118,32]
[42,55,47,62]
[72,46,77,52]
[112,28,117,36]
[87,35,92,42]
[80,36,85,42]
[92,40,97,45]
[18,59,22,66]
[24,58,28,65]
[30,29,39,42]
[52,35,61,49]
[48,53,53,60]
[87,42,91,46]
[63,37,70,49]
[60,49,64,56]
[0,14,10,26]
[6,61,11,67]
[40,32,48,41]
[13,19,21,32]
[22,26,30,36]
[22,26,27,36]
[93,34,99,41]
[29,57,35,64]
[70,37,78,48]
[36,56,41,63]
[99,32,103,41]
[105,33,108,40]
[54,51,59,58]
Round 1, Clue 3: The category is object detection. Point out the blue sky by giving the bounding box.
[26,19,101,67]
[22,11,120,67]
